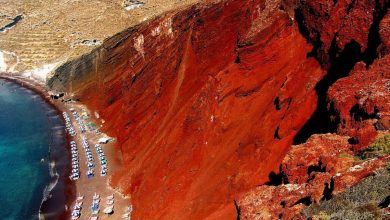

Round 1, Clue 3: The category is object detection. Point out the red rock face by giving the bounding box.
[48,0,327,219]
[105,4,324,219]
[236,0,390,219]
[297,0,387,66]
[328,55,390,148]
[237,134,388,219]
[380,11,390,55]
[47,0,390,219]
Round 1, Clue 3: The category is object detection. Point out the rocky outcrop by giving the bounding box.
[379,11,390,55]
[237,134,389,219]
[236,0,390,219]
[303,169,390,219]
[328,55,390,148]
[296,0,388,66]
[290,1,390,145]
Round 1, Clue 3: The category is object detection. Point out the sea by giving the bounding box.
[0,79,69,220]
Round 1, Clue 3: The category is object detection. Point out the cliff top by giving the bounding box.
[0,0,199,79]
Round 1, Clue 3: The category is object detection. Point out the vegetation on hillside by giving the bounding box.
[358,134,390,159]
[302,169,390,219]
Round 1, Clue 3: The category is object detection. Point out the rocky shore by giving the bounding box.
[0,75,75,220]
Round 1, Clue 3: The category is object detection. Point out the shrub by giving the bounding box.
[318,211,331,220]
[368,134,390,154]
[359,134,390,159]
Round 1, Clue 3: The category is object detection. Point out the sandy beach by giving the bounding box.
[0,74,131,220]
[64,101,132,220]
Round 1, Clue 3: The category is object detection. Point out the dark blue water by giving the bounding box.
[0,79,60,220]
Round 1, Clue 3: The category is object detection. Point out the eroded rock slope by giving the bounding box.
[47,0,390,219]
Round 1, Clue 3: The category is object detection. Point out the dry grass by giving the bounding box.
[302,169,390,219]
[0,0,199,72]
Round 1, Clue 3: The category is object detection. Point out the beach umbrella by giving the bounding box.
[103,206,114,214]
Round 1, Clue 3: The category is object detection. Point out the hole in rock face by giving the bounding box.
[349,104,378,121]
[266,171,283,185]
[293,196,312,206]
[348,137,359,145]
[307,160,326,175]
[234,54,241,64]
[234,200,241,220]
[265,169,289,186]
[321,178,335,201]
[274,127,281,140]
[274,96,281,110]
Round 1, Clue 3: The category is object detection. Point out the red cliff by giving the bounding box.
[237,0,390,219]
[47,0,390,219]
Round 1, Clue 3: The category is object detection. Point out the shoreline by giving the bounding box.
[1,74,132,220]
[0,74,75,220]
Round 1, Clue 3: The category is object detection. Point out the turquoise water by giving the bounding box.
[0,79,53,220]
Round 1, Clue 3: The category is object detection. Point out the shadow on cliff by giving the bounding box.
[292,2,390,144]
[292,40,361,144]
